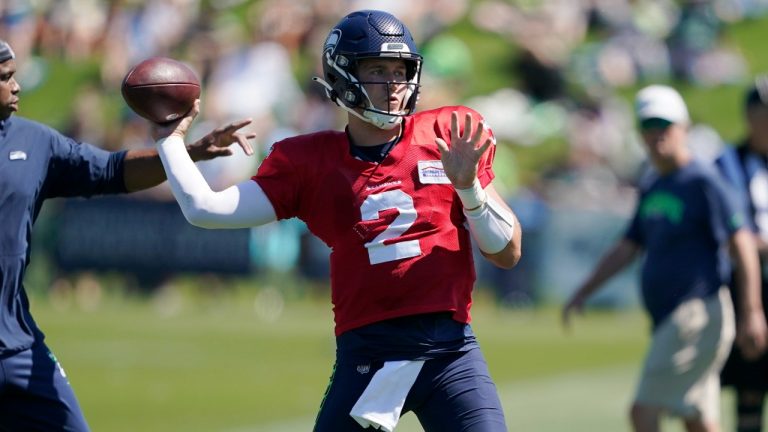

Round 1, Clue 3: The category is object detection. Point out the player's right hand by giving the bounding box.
[150,99,200,142]
[561,292,586,332]
[150,100,255,161]
[736,309,768,360]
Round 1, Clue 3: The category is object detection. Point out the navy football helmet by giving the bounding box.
[313,10,422,129]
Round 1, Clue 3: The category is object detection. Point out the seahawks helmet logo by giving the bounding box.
[323,29,341,56]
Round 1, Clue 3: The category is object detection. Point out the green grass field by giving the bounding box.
[29,285,743,431]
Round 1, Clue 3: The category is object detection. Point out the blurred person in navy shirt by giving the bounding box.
[0,40,254,431]
[564,85,767,432]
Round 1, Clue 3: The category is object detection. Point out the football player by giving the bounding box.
[153,10,521,432]
[0,39,254,430]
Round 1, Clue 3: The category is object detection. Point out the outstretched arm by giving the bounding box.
[151,100,278,229]
[561,238,640,329]
[435,111,521,269]
[122,118,256,192]
[730,228,768,359]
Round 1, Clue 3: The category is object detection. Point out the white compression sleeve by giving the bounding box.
[456,180,516,254]
[156,135,277,229]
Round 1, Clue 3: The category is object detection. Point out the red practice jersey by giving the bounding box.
[253,106,496,335]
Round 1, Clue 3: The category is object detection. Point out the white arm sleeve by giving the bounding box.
[156,135,277,229]
[456,180,515,254]
[463,198,516,254]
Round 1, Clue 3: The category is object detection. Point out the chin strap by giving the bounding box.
[313,76,403,130]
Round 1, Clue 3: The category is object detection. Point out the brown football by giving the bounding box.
[121,57,200,124]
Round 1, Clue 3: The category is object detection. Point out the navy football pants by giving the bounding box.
[314,347,508,431]
[0,341,89,431]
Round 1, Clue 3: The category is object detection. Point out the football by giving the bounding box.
[121,57,201,124]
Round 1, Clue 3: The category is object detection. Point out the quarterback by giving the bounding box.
[154,10,521,432]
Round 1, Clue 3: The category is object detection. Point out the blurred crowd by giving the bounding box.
[4,0,768,305]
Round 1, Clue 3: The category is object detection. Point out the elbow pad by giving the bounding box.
[462,193,516,254]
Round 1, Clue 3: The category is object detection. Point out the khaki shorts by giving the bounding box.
[633,288,735,421]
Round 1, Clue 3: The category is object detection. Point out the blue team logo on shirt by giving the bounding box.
[640,192,684,224]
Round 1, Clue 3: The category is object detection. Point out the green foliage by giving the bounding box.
[683,84,745,141]
[15,13,768,182]
[445,18,520,98]
[726,15,768,74]
[20,58,102,129]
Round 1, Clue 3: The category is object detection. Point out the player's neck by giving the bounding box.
[346,116,402,147]
[747,135,768,156]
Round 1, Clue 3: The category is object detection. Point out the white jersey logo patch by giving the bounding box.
[9,150,26,161]
[417,160,450,184]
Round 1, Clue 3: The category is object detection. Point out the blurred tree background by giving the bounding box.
[8,0,768,306]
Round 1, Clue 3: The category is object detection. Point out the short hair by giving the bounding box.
[745,75,768,109]
[0,40,14,63]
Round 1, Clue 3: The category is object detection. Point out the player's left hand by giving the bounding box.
[151,99,256,161]
[435,111,493,189]
[736,310,768,360]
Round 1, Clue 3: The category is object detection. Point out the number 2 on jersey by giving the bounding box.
[360,190,422,264]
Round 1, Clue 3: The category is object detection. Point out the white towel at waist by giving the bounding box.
[350,359,425,431]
